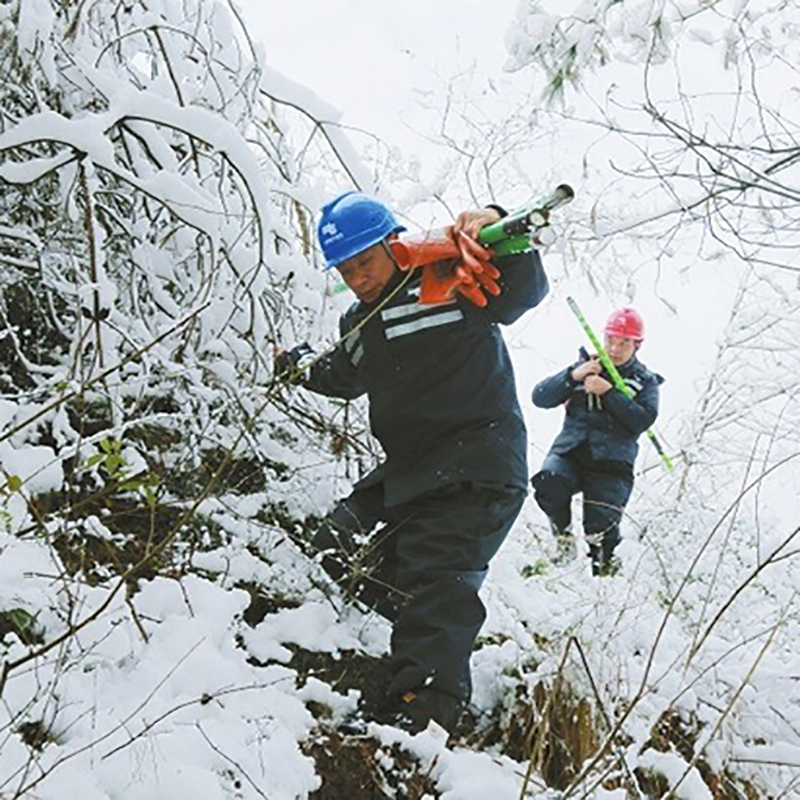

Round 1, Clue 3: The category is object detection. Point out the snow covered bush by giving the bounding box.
[0,1,379,795]
[0,0,797,796]
[498,0,800,481]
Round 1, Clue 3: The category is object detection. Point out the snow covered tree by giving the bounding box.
[0,2,377,794]
[496,0,800,484]
[0,0,309,395]
[505,0,800,268]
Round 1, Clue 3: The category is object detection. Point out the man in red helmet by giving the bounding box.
[530,307,663,576]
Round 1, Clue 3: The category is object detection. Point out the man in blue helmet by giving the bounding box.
[277,191,548,736]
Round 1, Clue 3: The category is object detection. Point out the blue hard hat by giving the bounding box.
[317,191,406,269]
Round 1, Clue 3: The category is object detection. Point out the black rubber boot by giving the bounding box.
[549,519,577,564]
[392,688,463,735]
[589,544,621,577]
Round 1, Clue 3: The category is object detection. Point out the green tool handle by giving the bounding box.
[486,234,532,257]
[478,220,523,246]
[477,184,574,246]
[566,296,674,471]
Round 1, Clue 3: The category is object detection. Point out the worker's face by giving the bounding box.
[336,242,397,304]
[604,334,639,366]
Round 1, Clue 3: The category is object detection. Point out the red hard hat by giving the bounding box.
[604,307,644,341]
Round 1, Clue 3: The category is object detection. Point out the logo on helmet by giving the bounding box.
[321,222,338,238]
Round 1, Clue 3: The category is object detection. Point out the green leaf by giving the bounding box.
[521,559,549,579]
[2,608,35,635]
[143,485,157,509]
[0,608,42,645]
[104,455,125,476]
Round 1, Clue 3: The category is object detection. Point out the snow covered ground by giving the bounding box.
[1,437,797,798]
[1,0,798,797]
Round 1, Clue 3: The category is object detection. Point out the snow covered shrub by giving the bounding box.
[0,4,372,794]
[0,0,353,536]
[1,0,297,396]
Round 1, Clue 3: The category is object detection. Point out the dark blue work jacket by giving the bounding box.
[304,251,548,506]
[532,355,663,466]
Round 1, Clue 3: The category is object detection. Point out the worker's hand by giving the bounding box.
[274,343,315,385]
[453,208,502,241]
[584,374,613,395]
[571,359,602,382]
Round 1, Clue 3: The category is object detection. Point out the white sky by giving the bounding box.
[239,0,519,148]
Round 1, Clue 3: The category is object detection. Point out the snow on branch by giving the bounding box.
[259,64,376,195]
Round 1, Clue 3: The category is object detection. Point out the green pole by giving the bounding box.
[566,296,674,472]
[477,184,574,247]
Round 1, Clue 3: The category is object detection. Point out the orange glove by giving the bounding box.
[388,228,501,307]
[388,228,460,269]
[455,231,501,299]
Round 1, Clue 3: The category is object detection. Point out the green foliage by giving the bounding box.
[543,44,579,104]
[0,474,22,533]
[521,558,550,578]
[85,437,160,508]
[119,472,160,510]
[0,607,42,645]
[86,437,127,479]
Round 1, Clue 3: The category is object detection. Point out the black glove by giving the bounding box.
[274,343,315,385]
[566,346,593,387]
[485,203,508,219]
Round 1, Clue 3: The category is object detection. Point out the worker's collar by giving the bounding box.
[613,356,638,374]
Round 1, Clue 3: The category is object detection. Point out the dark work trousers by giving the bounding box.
[531,444,634,562]
[310,481,525,704]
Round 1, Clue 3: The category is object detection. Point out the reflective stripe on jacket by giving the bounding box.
[305,250,548,506]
